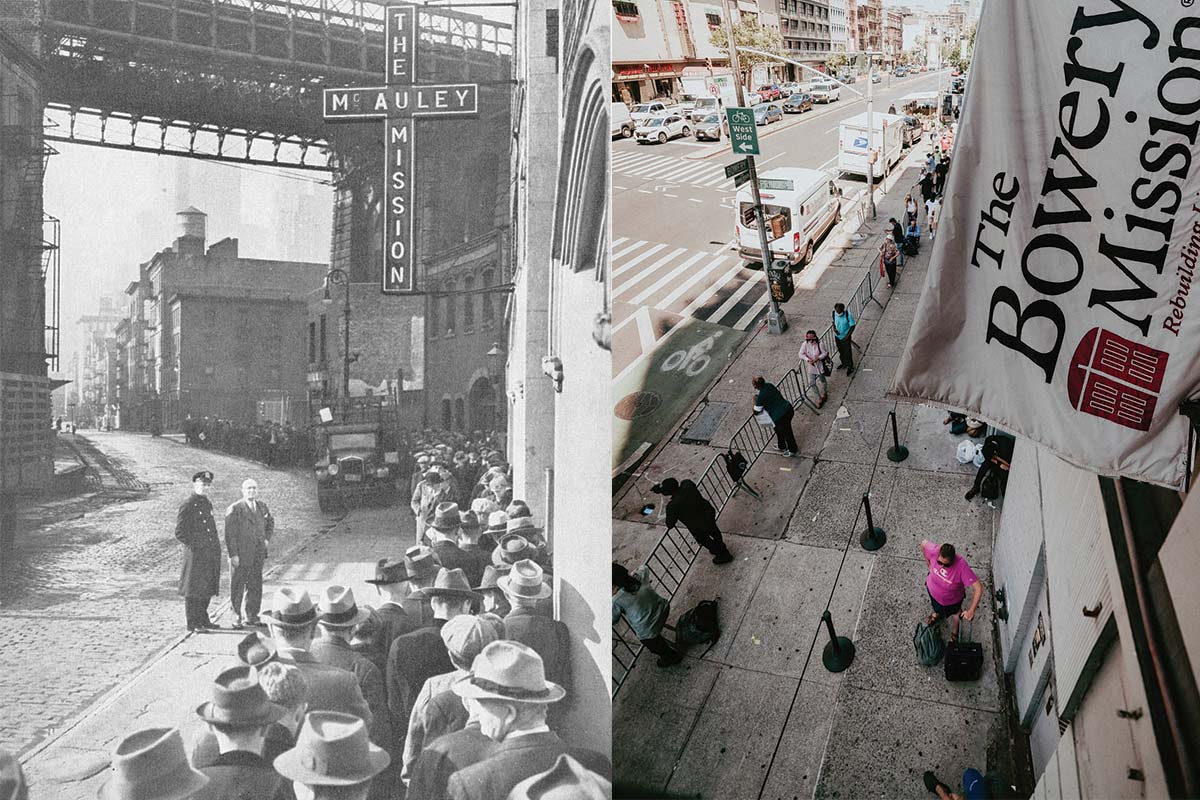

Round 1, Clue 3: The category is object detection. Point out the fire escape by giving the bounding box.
[0,92,59,372]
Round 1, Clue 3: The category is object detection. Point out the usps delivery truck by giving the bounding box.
[837,111,904,179]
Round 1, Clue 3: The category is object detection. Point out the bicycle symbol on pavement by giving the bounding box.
[660,331,723,377]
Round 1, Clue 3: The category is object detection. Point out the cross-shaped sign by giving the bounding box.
[322,7,480,294]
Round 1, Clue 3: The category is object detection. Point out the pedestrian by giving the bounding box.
[189,665,288,800]
[935,154,950,193]
[965,434,1014,502]
[364,558,419,665]
[402,545,442,630]
[920,540,983,644]
[832,303,856,375]
[752,376,797,458]
[880,237,900,289]
[480,510,507,554]
[255,662,309,761]
[177,470,222,633]
[656,477,733,564]
[925,152,936,175]
[273,712,390,800]
[925,194,941,240]
[500,560,571,701]
[443,641,611,800]
[411,469,453,545]
[456,510,490,586]
[426,502,476,579]
[224,478,273,629]
[611,563,681,668]
[924,767,993,799]
[889,216,906,265]
[98,728,209,800]
[798,330,829,408]
[904,193,918,228]
[473,565,512,618]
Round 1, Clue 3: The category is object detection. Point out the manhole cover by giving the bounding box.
[615,391,662,420]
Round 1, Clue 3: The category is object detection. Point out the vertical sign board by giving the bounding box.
[321,7,480,294]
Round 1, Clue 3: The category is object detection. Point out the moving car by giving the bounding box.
[782,92,814,113]
[694,112,725,141]
[756,84,783,101]
[313,423,399,511]
[754,103,783,125]
[894,66,908,77]
[735,167,840,268]
[870,72,882,83]
[635,113,691,143]
[676,93,700,118]
[630,101,673,125]
[841,73,857,84]
[809,81,841,103]
[611,102,634,138]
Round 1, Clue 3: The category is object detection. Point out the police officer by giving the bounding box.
[177,470,222,632]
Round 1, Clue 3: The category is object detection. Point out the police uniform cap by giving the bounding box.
[192,471,214,483]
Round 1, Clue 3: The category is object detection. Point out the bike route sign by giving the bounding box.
[725,107,760,156]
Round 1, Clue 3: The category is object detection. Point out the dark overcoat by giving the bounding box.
[175,493,221,598]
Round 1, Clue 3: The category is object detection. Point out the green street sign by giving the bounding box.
[725,107,760,156]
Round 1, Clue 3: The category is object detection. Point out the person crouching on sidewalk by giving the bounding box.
[920,540,983,644]
[612,563,682,668]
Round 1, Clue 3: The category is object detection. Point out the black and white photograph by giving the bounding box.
[0,0,611,797]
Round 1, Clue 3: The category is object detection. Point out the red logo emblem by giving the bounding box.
[1067,328,1168,432]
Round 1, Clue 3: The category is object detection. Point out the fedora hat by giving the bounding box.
[508,754,612,800]
[273,712,390,786]
[261,587,318,627]
[458,509,482,531]
[452,640,565,704]
[472,564,509,592]
[484,510,508,535]
[365,558,409,586]
[506,500,532,520]
[404,545,439,580]
[429,502,462,532]
[493,533,539,567]
[505,516,544,537]
[98,728,208,800]
[409,568,483,603]
[236,631,277,669]
[317,585,370,628]
[196,665,285,728]
[497,559,552,601]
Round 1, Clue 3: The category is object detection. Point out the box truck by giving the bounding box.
[837,111,904,179]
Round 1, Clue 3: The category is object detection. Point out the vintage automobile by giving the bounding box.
[312,422,400,511]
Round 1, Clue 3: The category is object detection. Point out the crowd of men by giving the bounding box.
[182,415,317,468]
[113,470,608,800]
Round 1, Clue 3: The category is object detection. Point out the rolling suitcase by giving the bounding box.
[944,620,983,681]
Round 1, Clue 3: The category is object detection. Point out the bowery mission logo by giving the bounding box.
[1067,328,1168,431]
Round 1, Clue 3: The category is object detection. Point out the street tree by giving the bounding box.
[709,19,786,89]
[824,52,850,75]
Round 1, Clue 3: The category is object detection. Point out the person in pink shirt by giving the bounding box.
[921,540,982,643]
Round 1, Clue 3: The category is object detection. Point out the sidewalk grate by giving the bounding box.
[680,401,735,445]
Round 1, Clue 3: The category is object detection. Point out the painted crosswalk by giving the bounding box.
[610,237,769,333]
[611,150,738,190]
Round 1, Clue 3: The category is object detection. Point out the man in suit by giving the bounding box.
[499,561,569,694]
[445,642,610,800]
[407,724,497,800]
[190,665,289,800]
[411,469,453,545]
[456,510,490,587]
[402,545,441,631]
[261,587,372,729]
[177,470,222,632]
[427,502,475,580]
[365,558,419,669]
[224,478,274,628]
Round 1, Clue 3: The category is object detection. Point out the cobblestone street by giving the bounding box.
[0,431,339,755]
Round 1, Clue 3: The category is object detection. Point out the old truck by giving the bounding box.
[312,422,400,511]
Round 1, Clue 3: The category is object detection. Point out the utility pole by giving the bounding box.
[721,0,787,334]
[866,53,876,219]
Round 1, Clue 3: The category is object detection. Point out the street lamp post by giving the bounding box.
[323,268,351,413]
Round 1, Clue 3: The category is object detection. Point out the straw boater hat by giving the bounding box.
[98,728,208,800]
[472,564,510,592]
[507,755,612,800]
[261,587,319,628]
[493,533,540,567]
[365,558,409,586]
[236,631,277,668]
[452,640,565,704]
[404,545,440,581]
[409,568,483,603]
[273,712,390,786]
[316,585,370,629]
[484,510,508,536]
[429,502,463,532]
[195,665,286,729]
[497,559,552,601]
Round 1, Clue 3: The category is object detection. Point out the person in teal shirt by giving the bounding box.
[833,303,856,375]
[753,375,797,457]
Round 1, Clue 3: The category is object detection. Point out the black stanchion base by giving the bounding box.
[860,527,887,551]
[822,637,856,672]
[886,445,909,463]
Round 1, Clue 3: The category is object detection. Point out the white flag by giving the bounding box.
[890,0,1200,489]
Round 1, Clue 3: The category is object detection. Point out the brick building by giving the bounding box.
[883,8,903,63]
[850,0,881,54]
[117,208,324,430]
[777,0,832,71]
[74,296,123,427]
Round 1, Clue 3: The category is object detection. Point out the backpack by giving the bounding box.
[720,450,749,483]
[676,599,721,648]
[980,470,1001,500]
[950,418,968,435]
[914,621,945,666]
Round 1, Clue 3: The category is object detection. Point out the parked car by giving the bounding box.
[840,73,857,84]
[870,72,882,83]
[629,101,672,125]
[611,101,634,138]
[782,92,814,113]
[809,81,841,103]
[756,84,783,101]
[635,113,691,143]
[688,95,724,122]
[694,112,726,141]
[899,115,923,146]
[779,82,801,95]
[894,66,908,77]
[745,91,764,106]
[753,103,783,125]
[676,93,700,118]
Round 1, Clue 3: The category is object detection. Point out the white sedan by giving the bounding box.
[635,114,691,144]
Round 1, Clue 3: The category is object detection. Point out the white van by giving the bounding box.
[629,101,674,126]
[611,102,634,138]
[735,167,840,267]
[837,111,904,179]
[688,95,724,122]
[809,81,841,102]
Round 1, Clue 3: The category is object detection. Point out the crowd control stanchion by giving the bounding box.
[821,610,856,672]
[860,493,886,551]
[886,410,909,463]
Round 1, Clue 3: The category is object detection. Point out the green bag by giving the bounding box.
[914,621,945,666]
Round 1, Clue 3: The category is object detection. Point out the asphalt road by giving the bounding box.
[611,70,951,469]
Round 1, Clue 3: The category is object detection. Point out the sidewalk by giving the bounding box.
[613,161,1022,799]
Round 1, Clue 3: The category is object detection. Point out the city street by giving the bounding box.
[0,431,337,756]
[612,69,949,467]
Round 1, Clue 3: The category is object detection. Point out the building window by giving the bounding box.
[308,322,317,363]
[706,11,720,25]
[613,0,639,18]
[444,285,456,334]
[454,397,465,430]
[319,314,327,362]
[481,269,495,327]
[441,398,452,428]
[429,291,440,336]
[463,275,475,331]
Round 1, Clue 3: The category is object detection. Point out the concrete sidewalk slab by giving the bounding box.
[844,355,901,402]
[881,468,993,567]
[613,518,671,569]
[786,461,893,550]
[868,317,917,357]
[757,679,839,800]
[819,400,912,466]
[896,404,981,476]
[613,441,718,522]
[718,454,813,539]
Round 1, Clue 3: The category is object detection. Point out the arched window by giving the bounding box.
[463,275,475,331]
[481,269,495,327]
[441,398,452,429]
[454,396,465,430]
[428,289,440,337]
[444,282,456,334]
